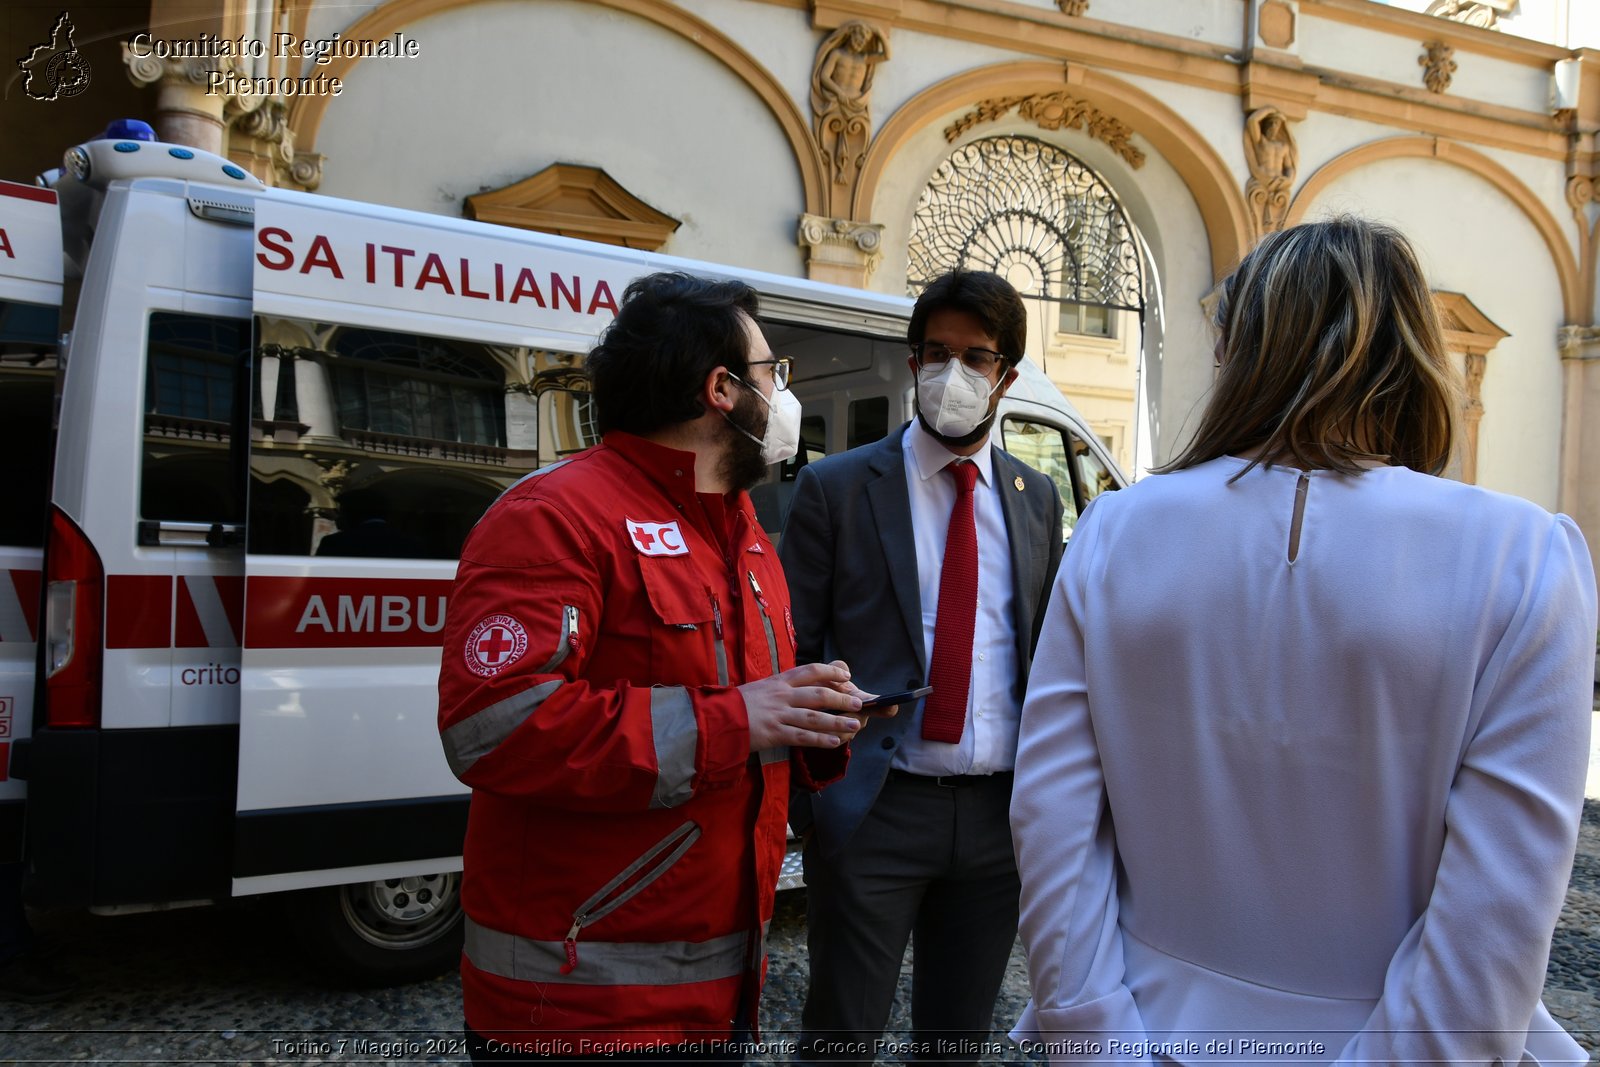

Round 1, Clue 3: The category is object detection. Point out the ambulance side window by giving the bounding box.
[1001,417,1121,543]
[1070,430,1117,509]
[141,312,251,526]
[1001,417,1077,543]
[0,299,59,548]
[247,316,534,560]
[847,396,889,449]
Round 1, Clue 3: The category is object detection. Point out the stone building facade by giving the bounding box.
[6,0,1600,573]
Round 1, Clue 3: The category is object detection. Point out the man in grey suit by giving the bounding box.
[780,270,1064,1065]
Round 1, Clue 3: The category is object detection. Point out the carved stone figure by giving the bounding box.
[1420,40,1457,93]
[1057,0,1090,15]
[1244,107,1297,234]
[811,22,889,187]
[1425,0,1501,30]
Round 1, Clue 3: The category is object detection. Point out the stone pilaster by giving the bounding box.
[1558,325,1600,578]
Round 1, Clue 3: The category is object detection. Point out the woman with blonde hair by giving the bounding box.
[1011,217,1596,1064]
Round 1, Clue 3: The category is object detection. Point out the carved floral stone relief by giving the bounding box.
[944,92,1145,169]
[1420,41,1457,94]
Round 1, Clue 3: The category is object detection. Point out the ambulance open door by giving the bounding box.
[233,195,631,977]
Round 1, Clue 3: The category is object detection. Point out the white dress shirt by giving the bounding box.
[893,419,1020,776]
[1011,456,1597,1065]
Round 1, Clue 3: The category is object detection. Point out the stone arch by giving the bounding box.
[854,62,1251,283]
[1287,137,1582,322]
[286,0,826,217]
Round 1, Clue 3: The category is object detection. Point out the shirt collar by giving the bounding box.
[603,431,704,509]
[906,417,994,488]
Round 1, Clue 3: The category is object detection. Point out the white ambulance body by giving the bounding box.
[0,132,1123,983]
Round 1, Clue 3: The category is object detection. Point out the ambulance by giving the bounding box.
[0,124,1124,984]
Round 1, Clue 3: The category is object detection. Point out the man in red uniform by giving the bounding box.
[439,272,865,1064]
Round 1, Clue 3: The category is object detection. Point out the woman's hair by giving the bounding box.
[1157,217,1462,477]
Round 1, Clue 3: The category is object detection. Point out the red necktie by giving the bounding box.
[922,460,978,743]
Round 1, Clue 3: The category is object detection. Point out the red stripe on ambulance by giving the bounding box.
[6,570,41,642]
[105,575,172,649]
[0,180,58,205]
[244,576,453,648]
[0,570,41,643]
[174,575,240,648]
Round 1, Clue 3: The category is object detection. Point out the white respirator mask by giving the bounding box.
[916,360,1003,438]
[727,376,803,465]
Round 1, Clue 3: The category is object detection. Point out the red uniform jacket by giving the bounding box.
[438,432,845,1048]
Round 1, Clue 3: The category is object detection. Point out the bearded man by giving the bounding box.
[439,271,868,1063]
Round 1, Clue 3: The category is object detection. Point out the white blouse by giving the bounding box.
[1011,456,1598,1065]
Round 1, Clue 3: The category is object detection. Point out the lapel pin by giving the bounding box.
[1014,476,1025,491]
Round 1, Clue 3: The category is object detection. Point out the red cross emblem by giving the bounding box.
[625,518,689,557]
[465,614,529,678]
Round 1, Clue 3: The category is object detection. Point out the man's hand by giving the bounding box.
[742,661,864,751]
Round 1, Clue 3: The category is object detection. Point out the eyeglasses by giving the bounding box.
[910,342,1006,376]
[747,357,793,391]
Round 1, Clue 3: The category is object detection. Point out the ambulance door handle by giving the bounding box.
[206,523,245,548]
[135,520,245,548]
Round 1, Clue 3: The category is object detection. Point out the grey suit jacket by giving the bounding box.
[779,423,1065,857]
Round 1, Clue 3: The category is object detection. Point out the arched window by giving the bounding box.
[330,328,506,447]
[906,135,1144,326]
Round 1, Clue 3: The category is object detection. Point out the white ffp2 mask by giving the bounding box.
[727,376,802,465]
[917,360,1001,438]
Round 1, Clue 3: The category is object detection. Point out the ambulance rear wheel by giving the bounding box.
[292,872,464,986]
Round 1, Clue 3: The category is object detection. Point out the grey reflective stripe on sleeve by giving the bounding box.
[440,679,563,778]
[464,917,767,986]
[759,746,788,765]
[495,458,574,502]
[648,686,698,810]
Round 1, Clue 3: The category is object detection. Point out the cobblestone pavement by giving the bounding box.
[5,796,1600,1065]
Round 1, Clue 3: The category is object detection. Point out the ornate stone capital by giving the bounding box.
[945,92,1145,169]
[1565,175,1598,214]
[123,45,233,91]
[798,214,884,257]
[1558,325,1600,359]
[287,152,324,191]
[123,44,244,152]
[798,214,884,287]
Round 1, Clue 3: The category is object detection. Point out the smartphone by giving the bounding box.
[859,685,933,710]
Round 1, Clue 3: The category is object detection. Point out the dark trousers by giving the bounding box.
[799,771,1019,1067]
[466,1029,747,1065]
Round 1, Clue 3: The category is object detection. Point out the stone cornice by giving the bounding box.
[805,0,1569,159]
[1300,0,1575,68]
